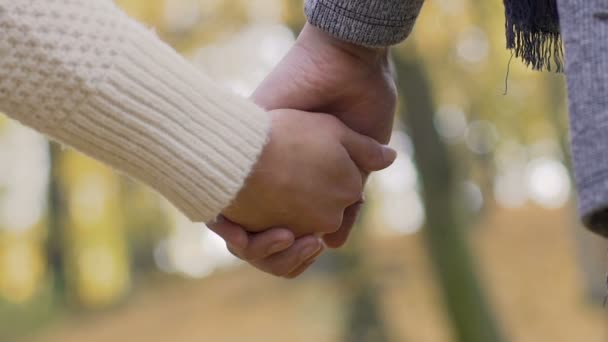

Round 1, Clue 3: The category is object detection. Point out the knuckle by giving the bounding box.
[347,177,364,201]
[347,189,364,204]
[226,245,241,258]
[228,244,257,261]
[323,114,341,126]
[338,173,364,204]
[322,115,344,133]
[235,245,255,260]
[241,251,256,261]
[317,216,342,234]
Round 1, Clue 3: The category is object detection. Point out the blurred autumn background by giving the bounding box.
[0,0,606,341]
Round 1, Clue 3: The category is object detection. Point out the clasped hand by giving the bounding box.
[209,24,398,278]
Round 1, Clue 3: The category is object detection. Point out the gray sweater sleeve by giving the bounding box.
[304,0,425,47]
[305,0,608,237]
[559,0,608,237]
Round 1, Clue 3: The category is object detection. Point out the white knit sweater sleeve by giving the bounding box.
[0,0,270,222]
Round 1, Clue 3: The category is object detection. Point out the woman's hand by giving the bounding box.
[222,109,396,237]
[210,109,395,278]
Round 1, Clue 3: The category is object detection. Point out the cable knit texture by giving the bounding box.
[0,0,270,222]
[305,0,425,47]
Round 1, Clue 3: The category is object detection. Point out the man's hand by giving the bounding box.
[253,23,396,143]
[252,23,398,248]
[211,23,398,277]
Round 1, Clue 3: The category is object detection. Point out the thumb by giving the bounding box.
[340,127,397,172]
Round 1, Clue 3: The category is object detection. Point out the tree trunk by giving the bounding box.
[394,53,506,342]
[46,143,68,304]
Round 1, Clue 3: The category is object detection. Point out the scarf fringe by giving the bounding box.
[504,0,563,73]
[506,24,564,73]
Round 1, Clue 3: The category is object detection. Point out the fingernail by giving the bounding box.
[268,240,290,255]
[382,146,397,165]
[300,244,321,262]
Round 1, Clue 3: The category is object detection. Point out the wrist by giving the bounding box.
[299,23,390,69]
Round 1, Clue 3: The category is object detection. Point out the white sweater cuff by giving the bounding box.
[58,23,270,222]
[0,1,270,222]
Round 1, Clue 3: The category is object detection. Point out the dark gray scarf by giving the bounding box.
[504,0,563,72]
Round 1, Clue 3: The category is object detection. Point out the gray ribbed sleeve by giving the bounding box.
[304,0,425,47]
[558,0,608,237]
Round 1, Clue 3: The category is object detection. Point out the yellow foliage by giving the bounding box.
[0,238,45,303]
[60,151,131,308]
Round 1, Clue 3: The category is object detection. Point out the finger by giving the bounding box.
[323,202,362,248]
[243,228,295,261]
[208,217,295,261]
[340,128,397,172]
[284,246,325,279]
[207,217,249,254]
[316,211,346,235]
[252,235,323,277]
